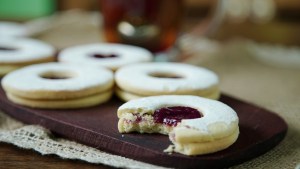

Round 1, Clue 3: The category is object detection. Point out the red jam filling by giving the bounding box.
[91,53,118,59]
[153,106,202,126]
[135,116,142,123]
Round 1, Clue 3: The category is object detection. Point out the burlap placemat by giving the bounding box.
[0,11,299,169]
[183,37,300,169]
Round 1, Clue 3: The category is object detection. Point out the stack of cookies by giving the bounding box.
[117,95,239,156]
[115,62,220,101]
[58,43,153,71]
[1,62,114,109]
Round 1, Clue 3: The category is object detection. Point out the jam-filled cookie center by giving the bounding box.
[39,71,76,80]
[90,53,118,59]
[148,72,183,79]
[153,106,202,126]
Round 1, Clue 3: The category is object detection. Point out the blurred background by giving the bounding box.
[0,0,300,66]
[0,0,299,45]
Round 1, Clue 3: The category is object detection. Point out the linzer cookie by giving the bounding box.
[0,37,55,76]
[117,95,239,155]
[0,21,29,37]
[1,62,114,109]
[58,43,153,71]
[115,62,220,101]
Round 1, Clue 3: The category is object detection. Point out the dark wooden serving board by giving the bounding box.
[0,86,287,169]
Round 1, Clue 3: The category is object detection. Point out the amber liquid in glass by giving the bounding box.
[100,0,183,52]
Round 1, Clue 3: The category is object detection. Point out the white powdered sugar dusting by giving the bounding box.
[58,43,153,70]
[118,95,238,132]
[0,22,29,37]
[0,37,55,63]
[1,62,114,92]
[115,62,219,92]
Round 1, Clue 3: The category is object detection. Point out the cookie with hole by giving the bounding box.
[117,95,239,156]
[58,43,153,71]
[115,62,220,101]
[0,37,56,77]
[0,21,29,37]
[1,62,114,109]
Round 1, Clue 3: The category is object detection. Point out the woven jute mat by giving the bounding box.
[182,37,300,169]
[0,11,299,169]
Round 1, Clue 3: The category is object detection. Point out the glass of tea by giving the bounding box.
[100,0,184,53]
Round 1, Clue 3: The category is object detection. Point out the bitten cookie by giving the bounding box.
[117,95,239,156]
[1,62,114,109]
[58,43,153,71]
[115,62,220,101]
[0,37,55,76]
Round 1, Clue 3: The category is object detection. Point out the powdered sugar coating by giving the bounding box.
[0,37,55,63]
[0,22,28,37]
[1,62,114,92]
[58,43,153,70]
[115,63,219,93]
[118,95,238,132]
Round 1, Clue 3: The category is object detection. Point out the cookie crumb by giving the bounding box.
[164,145,175,154]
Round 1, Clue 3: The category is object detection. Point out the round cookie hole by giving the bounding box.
[0,46,17,51]
[148,72,183,79]
[39,71,77,80]
[90,53,119,59]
